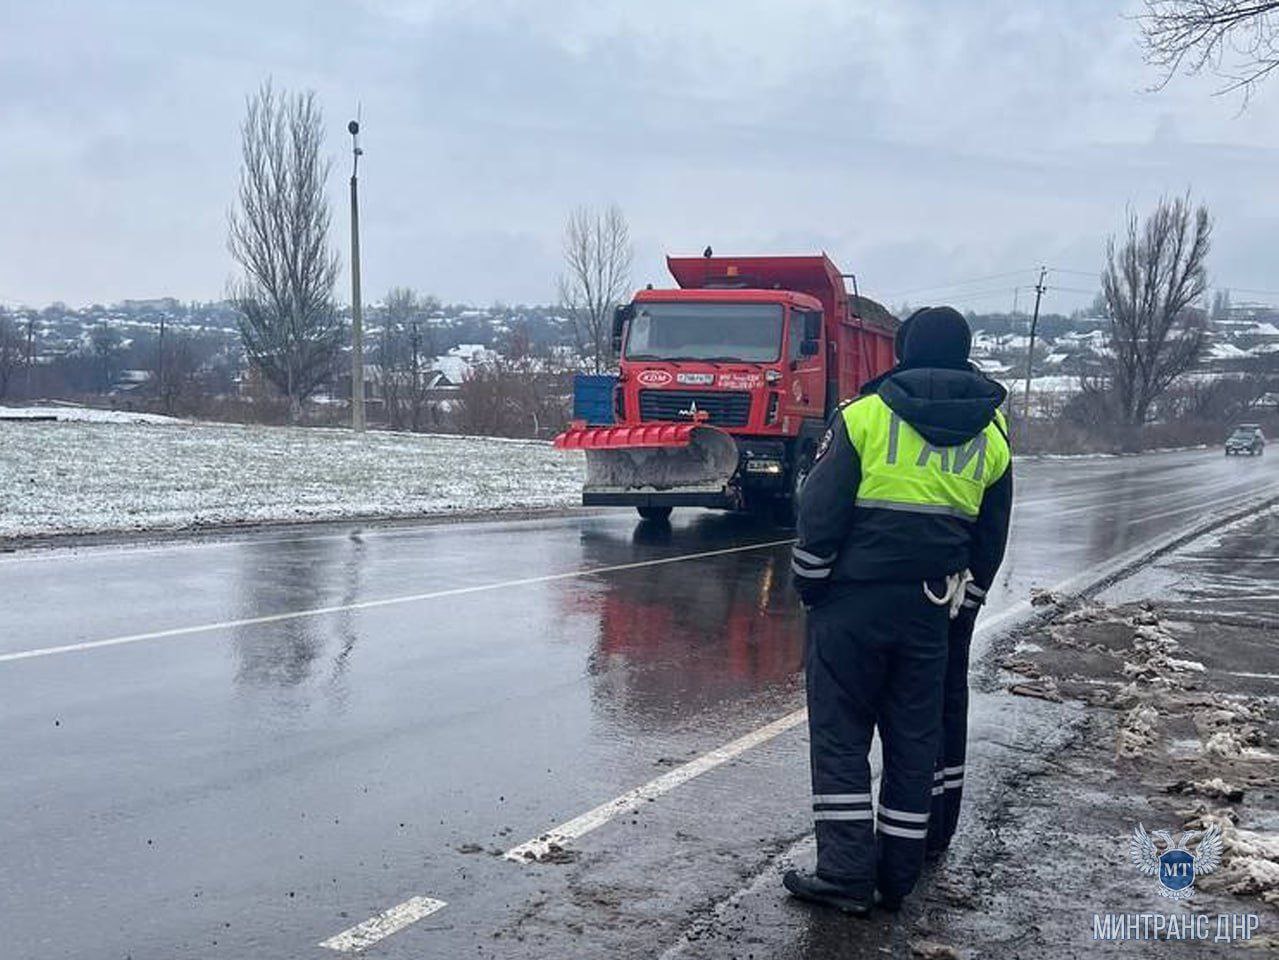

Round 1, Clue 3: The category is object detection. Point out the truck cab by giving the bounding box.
[556,254,897,522]
[619,288,826,435]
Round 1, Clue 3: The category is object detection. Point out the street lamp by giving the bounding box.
[348,118,366,433]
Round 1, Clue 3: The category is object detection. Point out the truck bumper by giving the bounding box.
[582,486,740,509]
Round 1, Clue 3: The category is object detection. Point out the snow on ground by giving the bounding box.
[0,404,184,425]
[0,415,586,538]
[1001,375,1082,395]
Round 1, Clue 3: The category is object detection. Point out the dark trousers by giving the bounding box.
[805,582,949,901]
[928,613,975,851]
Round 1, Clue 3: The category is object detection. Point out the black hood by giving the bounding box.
[877,367,1007,447]
[858,365,898,397]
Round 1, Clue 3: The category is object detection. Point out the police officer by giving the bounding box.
[865,309,999,858]
[783,306,1012,914]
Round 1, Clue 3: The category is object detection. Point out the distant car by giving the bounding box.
[1225,424,1265,456]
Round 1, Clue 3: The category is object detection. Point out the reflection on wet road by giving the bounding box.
[0,449,1272,959]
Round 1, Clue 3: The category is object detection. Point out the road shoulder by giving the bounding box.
[662,505,1279,958]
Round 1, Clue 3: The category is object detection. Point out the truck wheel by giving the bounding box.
[636,506,673,523]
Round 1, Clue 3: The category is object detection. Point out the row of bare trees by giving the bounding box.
[226,78,634,430]
[224,43,1253,447]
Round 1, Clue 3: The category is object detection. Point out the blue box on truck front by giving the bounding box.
[572,374,617,425]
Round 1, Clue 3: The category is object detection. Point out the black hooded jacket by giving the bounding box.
[793,366,1013,601]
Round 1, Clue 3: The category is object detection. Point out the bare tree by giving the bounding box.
[0,316,23,400]
[151,331,202,415]
[557,204,633,373]
[1211,287,1233,320]
[1100,195,1211,430]
[377,287,439,431]
[229,81,343,422]
[1140,1,1279,97]
[1169,369,1272,421]
[90,323,125,393]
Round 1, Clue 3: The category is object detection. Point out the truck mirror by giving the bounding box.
[803,312,822,340]
[611,304,633,357]
[800,339,820,357]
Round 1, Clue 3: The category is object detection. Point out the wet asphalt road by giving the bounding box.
[0,449,1275,960]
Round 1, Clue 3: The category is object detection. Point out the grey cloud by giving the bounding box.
[1,0,1277,310]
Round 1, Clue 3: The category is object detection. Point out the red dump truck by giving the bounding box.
[553,254,898,522]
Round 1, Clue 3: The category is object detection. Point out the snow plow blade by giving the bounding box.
[554,422,740,505]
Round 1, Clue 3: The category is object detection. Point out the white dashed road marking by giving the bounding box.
[504,708,809,863]
[319,896,447,953]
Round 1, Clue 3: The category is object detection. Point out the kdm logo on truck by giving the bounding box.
[636,369,673,386]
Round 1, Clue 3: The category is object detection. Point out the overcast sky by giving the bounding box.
[4,0,1278,314]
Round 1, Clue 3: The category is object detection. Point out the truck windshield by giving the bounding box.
[624,302,783,363]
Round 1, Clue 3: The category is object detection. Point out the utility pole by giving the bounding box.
[157,312,166,409]
[410,320,421,432]
[24,313,35,397]
[1022,266,1047,425]
[348,118,366,433]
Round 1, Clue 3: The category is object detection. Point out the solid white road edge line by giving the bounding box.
[504,708,810,863]
[498,601,1040,866]
[0,538,796,664]
[319,896,447,953]
[501,494,1276,866]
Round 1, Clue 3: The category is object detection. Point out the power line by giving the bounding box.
[1223,286,1279,297]
[1053,271,1279,299]
[867,286,1022,305]
[931,287,1024,301]
[879,269,1041,300]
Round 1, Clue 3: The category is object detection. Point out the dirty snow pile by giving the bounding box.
[1183,813,1279,905]
[0,413,585,538]
[1002,598,1279,908]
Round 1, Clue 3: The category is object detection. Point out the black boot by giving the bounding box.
[782,870,873,916]
[874,888,903,912]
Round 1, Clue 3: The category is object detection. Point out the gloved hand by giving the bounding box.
[952,581,985,634]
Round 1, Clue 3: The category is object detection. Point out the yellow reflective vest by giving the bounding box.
[841,395,1011,522]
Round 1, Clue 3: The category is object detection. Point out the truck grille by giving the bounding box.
[638,390,752,427]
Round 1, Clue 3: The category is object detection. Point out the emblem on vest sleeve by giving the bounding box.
[814,427,833,462]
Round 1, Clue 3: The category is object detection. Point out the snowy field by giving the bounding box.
[0,404,185,425]
[0,407,585,539]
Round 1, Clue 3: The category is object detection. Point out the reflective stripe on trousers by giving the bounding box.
[805,583,949,900]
